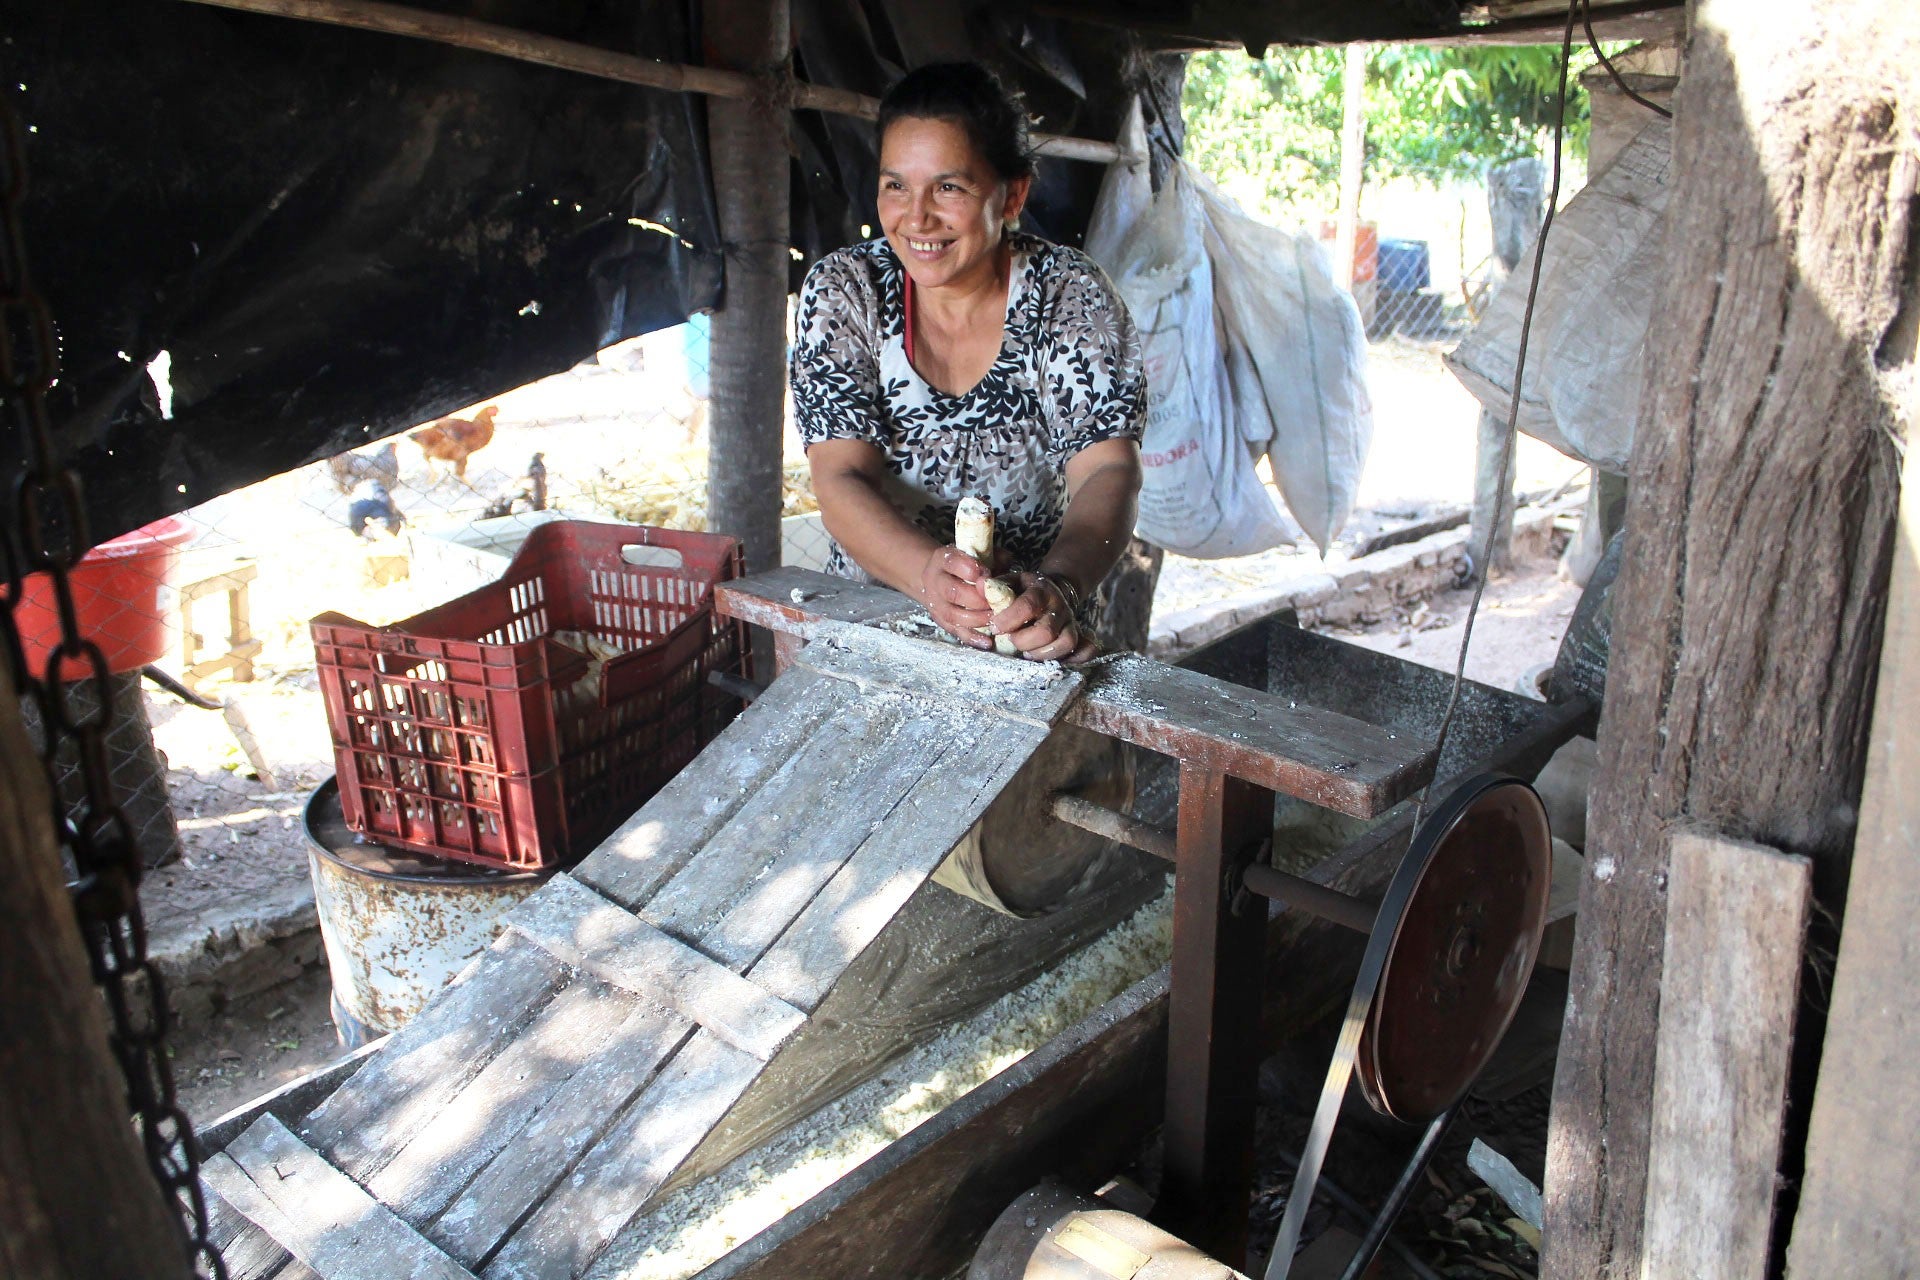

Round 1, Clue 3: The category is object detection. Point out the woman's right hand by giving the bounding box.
[919,546,996,649]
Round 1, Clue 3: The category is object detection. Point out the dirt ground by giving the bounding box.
[1334,543,1581,693]
[173,966,342,1126]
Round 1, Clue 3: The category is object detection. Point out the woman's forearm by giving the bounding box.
[1039,451,1141,602]
[812,464,943,601]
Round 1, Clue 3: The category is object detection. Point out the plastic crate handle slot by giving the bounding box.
[621,544,686,570]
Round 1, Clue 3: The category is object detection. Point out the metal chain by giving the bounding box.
[0,93,227,1280]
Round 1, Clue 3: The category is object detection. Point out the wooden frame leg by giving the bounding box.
[1160,762,1273,1268]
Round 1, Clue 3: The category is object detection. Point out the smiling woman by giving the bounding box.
[791,63,1146,664]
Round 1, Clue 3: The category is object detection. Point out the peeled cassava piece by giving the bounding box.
[953,496,1020,656]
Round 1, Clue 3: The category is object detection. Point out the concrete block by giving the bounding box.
[1284,573,1340,610]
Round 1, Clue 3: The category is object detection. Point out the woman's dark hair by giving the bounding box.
[876,62,1036,182]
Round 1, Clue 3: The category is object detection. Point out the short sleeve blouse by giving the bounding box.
[790,231,1145,581]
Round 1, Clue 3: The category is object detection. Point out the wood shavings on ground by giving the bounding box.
[598,885,1175,1279]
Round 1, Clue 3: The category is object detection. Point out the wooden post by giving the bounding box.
[1541,5,1919,1277]
[1785,403,1920,1275]
[1332,43,1367,289]
[1470,157,1544,577]
[1158,764,1273,1269]
[703,0,791,578]
[1469,407,1516,576]
[0,668,189,1277]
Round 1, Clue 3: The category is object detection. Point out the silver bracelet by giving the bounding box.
[1035,571,1084,618]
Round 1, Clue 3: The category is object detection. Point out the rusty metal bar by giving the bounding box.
[1160,764,1272,1270]
[706,669,766,704]
[1050,793,1177,861]
[1241,864,1378,935]
[1050,793,1378,934]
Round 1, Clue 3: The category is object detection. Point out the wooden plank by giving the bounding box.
[427,998,692,1266]
[208,1187,296,1280]
[714,568,918,635]
[1787,425,1920,1277]
[597,969,1173,1280]
[749,713,1051,1011]
[793,621,1087,728]
[368,975,640,1224]
[194,1037,388,1160]
[300,932,566,1180]
[718,570,1428,815]
[205,1117,476,1280]
[574,668,849,910]
[643,688,918,941]
[508,873,805,1061]
[1075,652,1432,818]
[1641,830,1811,1279]
[700,710,959,970]
[483,1031,763,1280]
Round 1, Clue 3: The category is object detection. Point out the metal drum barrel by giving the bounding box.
[304,776,550,1046]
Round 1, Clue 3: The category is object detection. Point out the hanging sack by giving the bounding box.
[1446,118,1672,472]
[1088,135,1294,559]
[1192,173,1374,554]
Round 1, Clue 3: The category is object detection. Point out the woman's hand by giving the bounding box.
[919,546,997,649]
[988,573,1100,664]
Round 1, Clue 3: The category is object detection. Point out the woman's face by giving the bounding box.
[877,116,1030,293]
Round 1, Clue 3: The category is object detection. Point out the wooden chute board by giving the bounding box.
[204,623,1104,1280]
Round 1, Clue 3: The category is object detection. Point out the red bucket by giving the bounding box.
[10,517,194,680]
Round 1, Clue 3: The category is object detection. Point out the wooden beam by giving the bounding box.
[1786,401,1920,1275]
[1541,4,1919,1276]
[1157,764,1272,1270]
[508,874,807,1061]
[173,0,1138,164]
[1641,831,1811,1279]
[0,658,188,1277]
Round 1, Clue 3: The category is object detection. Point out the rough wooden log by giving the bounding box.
[174,0,1138,163]
[1541,5,1919,1276]
[0,665,190,1276]
[703,0,790,580]
[1785,398,1920,1275]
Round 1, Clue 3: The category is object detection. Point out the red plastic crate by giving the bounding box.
[311,521,748,871]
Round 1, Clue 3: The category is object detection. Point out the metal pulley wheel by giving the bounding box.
[1267,773,1553,1280]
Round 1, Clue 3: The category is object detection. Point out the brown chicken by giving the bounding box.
[409,404,499,482]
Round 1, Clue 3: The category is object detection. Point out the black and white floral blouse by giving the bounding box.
[791,231,1146,586]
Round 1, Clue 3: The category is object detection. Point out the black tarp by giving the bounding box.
[5,0,1174,541]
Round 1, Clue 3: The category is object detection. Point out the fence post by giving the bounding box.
[1332,43,1368,289]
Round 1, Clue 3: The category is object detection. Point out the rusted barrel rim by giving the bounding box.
[304,776,549,888]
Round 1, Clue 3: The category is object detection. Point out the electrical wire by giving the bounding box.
[1409,0,1580,835]
[1581,0,1674,120]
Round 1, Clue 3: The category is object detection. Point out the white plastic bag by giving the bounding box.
[1446,118,1672,472]
[1089,130,1293,559]
[1193,176,1373,553]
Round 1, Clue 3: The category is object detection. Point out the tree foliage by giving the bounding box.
[1182,43,1602,221]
